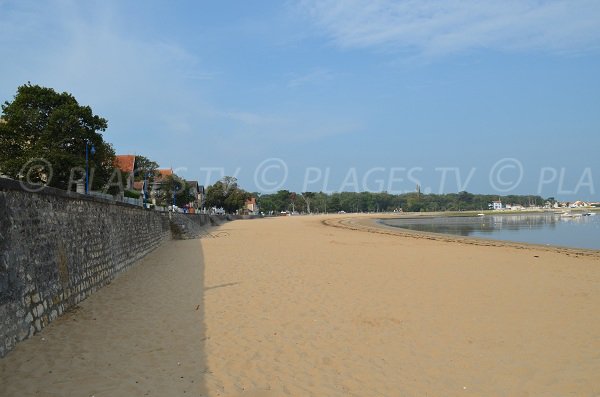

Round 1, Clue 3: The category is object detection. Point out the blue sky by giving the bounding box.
[1,0,599,199]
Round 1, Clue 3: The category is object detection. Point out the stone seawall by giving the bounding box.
[0,178,173,357]
[168,214,259,239]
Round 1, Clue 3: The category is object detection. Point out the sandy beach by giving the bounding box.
[2,214,600,396]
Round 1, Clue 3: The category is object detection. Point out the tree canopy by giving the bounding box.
[153,175,196,207]
[205,176,250,213]
[0,83,116,190]
[133,155,159,182]
[256,190,547,214]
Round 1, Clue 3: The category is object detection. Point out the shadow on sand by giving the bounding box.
[0,238,210,396]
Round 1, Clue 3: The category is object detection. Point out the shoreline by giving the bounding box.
[323,215,600,259]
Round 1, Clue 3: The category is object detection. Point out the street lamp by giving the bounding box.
[143,172,152,208]
[85,139,95,194]
[171,178,178,211]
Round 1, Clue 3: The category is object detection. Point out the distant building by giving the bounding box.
[571,201,590,208]
[150,168,174,205]
[113,154,136,190]
[184,180,205,211]
[153,168,173,191]
[245,197,258,214]
[492,200,503,210]
[198,185,205,210]
[156,168,173,178]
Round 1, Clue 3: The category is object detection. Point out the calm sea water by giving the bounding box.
[380,213,600,250]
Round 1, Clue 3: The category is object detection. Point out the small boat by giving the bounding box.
[562,212,583,218]
[477,213,485,217]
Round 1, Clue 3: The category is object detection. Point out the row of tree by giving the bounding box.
[256,190,548,214]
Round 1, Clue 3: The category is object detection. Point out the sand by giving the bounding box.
[2,214,600,396]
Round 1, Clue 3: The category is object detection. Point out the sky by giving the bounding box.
[1,0,599,200]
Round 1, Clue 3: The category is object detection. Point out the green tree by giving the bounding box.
[328,195,341,212]
[301,192,316,213]
[224,187,250,213]
[274,190,292,212]
[0,83,116,191]
[154,175,195,207]
[133,155,159,181]
[205,176,249,213]
[205,181,226,209]
[257,194,275,213]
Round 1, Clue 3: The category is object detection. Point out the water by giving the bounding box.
[380,213,600,250]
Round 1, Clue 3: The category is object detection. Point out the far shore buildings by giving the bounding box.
[489,198,598,211]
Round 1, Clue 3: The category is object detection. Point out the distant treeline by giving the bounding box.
[256,190,549,213]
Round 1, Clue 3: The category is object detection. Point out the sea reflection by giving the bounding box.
[381,213,599,250]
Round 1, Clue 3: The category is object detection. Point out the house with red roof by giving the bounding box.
[113,154,137,190]
[147,168,174,206]
[245,197,258,214]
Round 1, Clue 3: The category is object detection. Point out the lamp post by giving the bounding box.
[85,139,96,194]
[143,172,151,208]
[172,178,178,211]
[142,175,147,207]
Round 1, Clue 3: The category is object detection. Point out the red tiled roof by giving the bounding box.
[154,168,174,183]
[133,181,144,191]
[114,155,136,173]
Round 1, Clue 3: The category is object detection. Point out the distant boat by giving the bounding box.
[477,213,485,217]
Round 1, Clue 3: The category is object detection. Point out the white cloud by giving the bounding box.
[298,0,600,56]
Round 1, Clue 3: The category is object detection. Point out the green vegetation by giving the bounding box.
[205,176,250,213]
[0,83,117,191]
[154,175,196,207]
[124,190,141,199]
[257,190,547,214]
[133,155,159,182]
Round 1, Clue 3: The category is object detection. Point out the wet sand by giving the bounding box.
[2,214,600,396]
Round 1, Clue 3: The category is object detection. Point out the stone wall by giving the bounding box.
[168,214,258,239]
[0,178,172,357]
[169,213,212,239]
